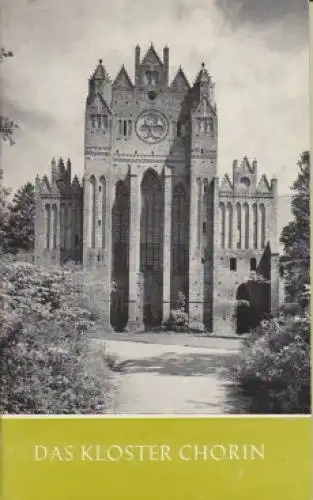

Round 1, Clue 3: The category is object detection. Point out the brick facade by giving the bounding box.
[34,44,279,334]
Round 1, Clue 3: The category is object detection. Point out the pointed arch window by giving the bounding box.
[112,181,129,271]
[172,184,188,273]
[144,71,151,85]
[176,122,182,137]
[119,119,132,138]
[51,204,57,249]
[252,203,258,249]
[45,204,51,250]
[100,176,106,248]
[219,202,225,249]
[230,257,237,271]
[140,171,162,271]
[236,203,241,249]
[250,258,257,271]
[259,204,266,249]
[243,203,249,249]
[91,114,108,131]
[89,176,96,249]
[226,202,233,249]
[151,71,159,86]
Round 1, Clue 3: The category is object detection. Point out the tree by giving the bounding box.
[4,183,36,253]
[0,184,11,252]
[0,48,18,145]
[280,151,310,307]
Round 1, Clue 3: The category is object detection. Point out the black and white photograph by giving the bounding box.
[0,0,310,415]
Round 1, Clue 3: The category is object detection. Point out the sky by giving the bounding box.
[0,0,309,197]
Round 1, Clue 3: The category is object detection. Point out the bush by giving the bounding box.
[163,291,189,332]
[0,255,113,414]
[233,315,310,414]
[167,308,189,332]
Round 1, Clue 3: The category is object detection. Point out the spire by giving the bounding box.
[51,157,57,184]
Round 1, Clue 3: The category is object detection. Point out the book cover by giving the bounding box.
[0,0,311,498]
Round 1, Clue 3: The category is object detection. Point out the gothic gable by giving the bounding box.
[170,67,190,91]
[91,60,111,82]
[239,156,256,174]
[87,93,112,114]
[194,65,210,85]
[141,45,163,66]
[219,173,233,192]
[193,96,216,117]
[257,174,271,193]
[113,65,133,90]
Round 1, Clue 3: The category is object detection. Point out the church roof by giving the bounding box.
[141,44,163,66]
[170,67,190,90]
[113,65,133,89]
[90,59,111,81]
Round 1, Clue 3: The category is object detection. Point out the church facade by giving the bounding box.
[34,44,280,334]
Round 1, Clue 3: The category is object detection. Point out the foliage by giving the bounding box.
[0,184,11,250]
[0,49,18,145]
[280,151,310,305]
[0,255,113,414]
[233,315,310,413]
[232,151,310,414]
[164,291,189,332]
[3,182,36,253]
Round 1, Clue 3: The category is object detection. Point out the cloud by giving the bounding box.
[214,0,307,25]
[214,0,308,49]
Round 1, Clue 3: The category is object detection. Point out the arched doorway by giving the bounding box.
[140,170,163,328]
[111,180,129,331]
[236,283,252,334]
[236,279,271,334]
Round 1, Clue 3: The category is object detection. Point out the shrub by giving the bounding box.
[233,315,310,413]
[167,308,189,332]
[163,291,189,332]
[0,255,113,414]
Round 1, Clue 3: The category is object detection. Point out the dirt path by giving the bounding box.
[100,339,239,414]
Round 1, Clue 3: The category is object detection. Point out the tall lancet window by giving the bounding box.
[51,204,57,249]
[236,203,241,249]
[252,203,258,249]
[140,170,162,271]
[172,184,188,273]
[60,203,65,249]
[243,203,249,249]
[226,202,233,249]
[219,202,225,249]
[112,181,129,273]
[45,204,51,250]
[89,175,96,248]
[202,179,209,236]
[99,176,106,248]
[259,204,266,249]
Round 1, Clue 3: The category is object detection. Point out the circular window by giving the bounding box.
[135,110,169,144]
[147,90,156,101]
